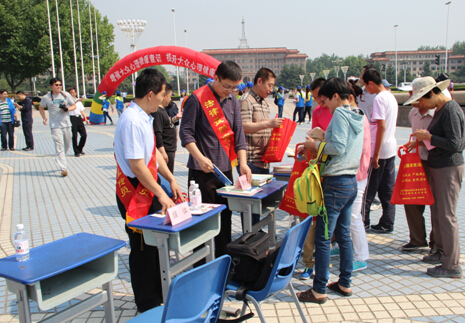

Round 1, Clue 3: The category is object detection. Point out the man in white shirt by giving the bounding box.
[114,69,182,313]
[39,78,78,177]
[67,87,88,157]
[362,68,398,234]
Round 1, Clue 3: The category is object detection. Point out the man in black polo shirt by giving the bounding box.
[152,84,177,174]
[15,91,34,151]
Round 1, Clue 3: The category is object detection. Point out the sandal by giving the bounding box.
[327,282,352,297]
[297,289,327,304]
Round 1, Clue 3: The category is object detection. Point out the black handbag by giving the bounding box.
[14,120,20,127]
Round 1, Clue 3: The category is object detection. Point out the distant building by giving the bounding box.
[201,47,308,82]
[367,49,465,76]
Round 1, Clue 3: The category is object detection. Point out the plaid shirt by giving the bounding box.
[240,89,272,169]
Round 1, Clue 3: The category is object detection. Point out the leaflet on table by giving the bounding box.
[216,186,262,196]
[212,164,233,185]
[190,203,223,215]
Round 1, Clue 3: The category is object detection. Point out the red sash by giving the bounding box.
[194,85,238,167]
[116,137,158,232]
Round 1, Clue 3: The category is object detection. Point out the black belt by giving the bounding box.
[70,115,81,117]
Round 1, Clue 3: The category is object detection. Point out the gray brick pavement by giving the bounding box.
[0,101,464,322]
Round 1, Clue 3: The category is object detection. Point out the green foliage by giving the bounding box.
[421,62,432,77]
[452,41,465,56]
[418,45,446,50]
[276,64,307,89]
[305,54,367,81]
[386,64,396,85]
[0,0,119,92]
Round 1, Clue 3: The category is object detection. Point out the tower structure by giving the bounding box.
[238,17,249,49]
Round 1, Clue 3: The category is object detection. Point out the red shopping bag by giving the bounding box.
[261,118,297,163]
[279,143,311,218]
[391,138,435,205]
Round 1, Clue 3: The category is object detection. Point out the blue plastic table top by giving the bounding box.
[216,180,288,199]
[271,173,291,178]
[0,233,126,285]
[128,204,226,233]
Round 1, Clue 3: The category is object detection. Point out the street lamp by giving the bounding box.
[185,29,189,94]
[55,0,65,88]
[69,0,79,97]
[88,1,96,93]
[45,0,55,77]
[299,75,305,87]
[172,8,181,96]
[323,70,330,80]
[332,59,342,78]
[76,0,86,97]
[341,66,349,81]
[117,19,147,96]
[309,73,316,82]
[445,1,452,73]
[394,24,398,88]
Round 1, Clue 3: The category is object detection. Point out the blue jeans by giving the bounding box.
[236,162,270,228]
[103,111,113,124]
[313,175,357,294]
[278,105,283,118]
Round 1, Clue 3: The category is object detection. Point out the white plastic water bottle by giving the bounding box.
[188,180,196,209]
[193,185,202,210]
[13,224,30,262]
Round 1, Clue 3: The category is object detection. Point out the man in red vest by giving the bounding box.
[114,69,183,312]
[180,61,251,259]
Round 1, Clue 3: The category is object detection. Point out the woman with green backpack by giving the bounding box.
[297,77,364,304]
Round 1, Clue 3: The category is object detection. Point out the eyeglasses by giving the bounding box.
[219,79,237,91]
[53,83,62,86]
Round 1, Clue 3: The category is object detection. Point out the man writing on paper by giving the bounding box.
[114,69,183,313]
[240,67,283,225]
[180,61,251,258]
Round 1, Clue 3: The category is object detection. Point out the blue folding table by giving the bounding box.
[128,205,226,302]
[216,181,288,244]
[0,233,126,323]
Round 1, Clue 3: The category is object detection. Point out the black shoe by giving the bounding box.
[75,153,81,157]
[80,151,85,155]
[22,147,27,151]
[423,251,442,264]
[24,147,33,151]
[402,242,427,251]
[427,265,462,278]
[371,224,393,234]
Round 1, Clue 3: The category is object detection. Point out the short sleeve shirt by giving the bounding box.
[69,101,85,116]
[240,89,271,168]
[114,102,155,178]
[40,92,74,128]
[370,91,398,158]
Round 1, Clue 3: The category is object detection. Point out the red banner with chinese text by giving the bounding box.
[279,143,310,218]
[262,118,297,163]
[194,85,238,167]
[116,137,158,233]
[391,145,434,205]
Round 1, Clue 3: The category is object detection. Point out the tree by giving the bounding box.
[418,45,446,51]
[385,64,396,85]
[422,62,432,77]
[452,41,465,56]
[276,64,306,89]
[0,0,119,93]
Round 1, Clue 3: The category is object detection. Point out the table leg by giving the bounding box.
[103,282,115,323]
[8,281,31,323]
[205,238,215,262]
[269,209,276,244]
[241,201,254,234]
[155,232,171,303]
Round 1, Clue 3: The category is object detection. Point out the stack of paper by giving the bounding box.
[251,174,274,187]
[216,186,262,196]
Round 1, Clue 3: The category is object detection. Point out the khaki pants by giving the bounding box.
[51,127,72,171]
[302,220,316,268]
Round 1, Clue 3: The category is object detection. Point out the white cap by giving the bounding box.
[16,224,24,230]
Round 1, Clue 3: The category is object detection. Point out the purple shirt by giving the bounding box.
[180,84,247,172]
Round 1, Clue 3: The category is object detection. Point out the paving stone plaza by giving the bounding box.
[0,100,465,323]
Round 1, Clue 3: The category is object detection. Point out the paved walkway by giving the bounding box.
[0,100,465,322]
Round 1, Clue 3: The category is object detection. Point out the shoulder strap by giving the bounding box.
[316,142,328,174]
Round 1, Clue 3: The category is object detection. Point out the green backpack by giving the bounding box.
[293,142,330,239]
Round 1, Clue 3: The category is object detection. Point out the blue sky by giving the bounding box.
[89,0,464,70]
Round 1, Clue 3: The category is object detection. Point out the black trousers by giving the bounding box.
[1,122,14,149]
[116,176,163,313]
[363,156,396,229]
[188,168,232,259]
[22,120,34,148]
[70,116,87,154]
[166,151,176,174]
[303,106,312,122]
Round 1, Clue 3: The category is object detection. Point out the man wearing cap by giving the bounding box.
[115,91,125,117]
[401,80,435,252]
[180,61,251,259]
[404,76,464,278]
[362,68,398,234]
[276,86,285,118]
